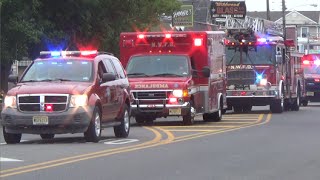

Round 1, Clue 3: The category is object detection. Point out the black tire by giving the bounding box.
[135,115,146,124]
[203,113,214,122]
[114,104,130,138]
[183,101,195,125]
[3,127,21,144]
[84,106,101,142]
[212,99,223,122]
[302,100,308,106]
[40,134,55,139]
[233,106,242,113]
[270,86,284,113]
[291,89,300,111]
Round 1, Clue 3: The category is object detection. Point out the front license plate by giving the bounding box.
[307,92,314,96]
[169,108,181,115]
[33,116,49,125]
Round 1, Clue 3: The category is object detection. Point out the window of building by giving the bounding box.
[301,27,309,38]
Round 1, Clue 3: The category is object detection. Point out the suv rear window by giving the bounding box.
[21,59,93,82]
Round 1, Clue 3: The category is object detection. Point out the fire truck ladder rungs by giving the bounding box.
[225,16,283,37]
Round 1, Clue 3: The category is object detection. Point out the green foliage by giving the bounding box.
[0,0,181,61]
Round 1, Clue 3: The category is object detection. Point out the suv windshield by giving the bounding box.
[226,46,276,65]
[21,59,93,82]
[126,55,190,77]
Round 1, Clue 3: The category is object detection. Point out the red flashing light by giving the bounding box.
[169,98,177,103]
[165,34,171,38]
[45,104,53,112]
[194,38,203,47]
[303,60,310,65]
[240,91,246,96]
[315,79,320,82]
[81,50,98,56]
[138,34,144,39]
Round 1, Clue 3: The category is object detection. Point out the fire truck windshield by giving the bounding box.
[126,55,190,77]
[21,59,93,82]
[226,46,276,65]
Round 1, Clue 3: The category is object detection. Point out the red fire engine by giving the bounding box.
[120,31,227,125]
[223,16,302,113]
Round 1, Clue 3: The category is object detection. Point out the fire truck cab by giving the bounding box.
[120,31,227,125]
[224,16,301,113]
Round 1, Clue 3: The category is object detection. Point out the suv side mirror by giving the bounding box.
[202,66,210,78]
[102,72,116,83]
[8,75,18,83]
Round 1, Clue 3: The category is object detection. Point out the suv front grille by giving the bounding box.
[18,94,69,112]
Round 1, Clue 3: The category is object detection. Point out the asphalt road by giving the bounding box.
[0,103,320,180]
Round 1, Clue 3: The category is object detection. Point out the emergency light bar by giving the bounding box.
[137,34,187,38]
[39,50,113,58]
[303,59,320,66]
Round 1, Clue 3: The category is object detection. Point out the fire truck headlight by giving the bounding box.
[172,89,188,98]
[260,79,268,86]
[4,96,17,108]
[315,60,320,66]
[69,95,88,107]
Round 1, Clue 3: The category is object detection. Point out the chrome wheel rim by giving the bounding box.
[94,113,101,136]
[124,110,130,132]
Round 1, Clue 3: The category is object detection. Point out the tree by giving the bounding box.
[0,0,181,92]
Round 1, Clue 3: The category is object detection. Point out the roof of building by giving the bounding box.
[247,11,320,23]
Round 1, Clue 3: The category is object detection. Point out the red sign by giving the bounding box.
[211,1,246,19]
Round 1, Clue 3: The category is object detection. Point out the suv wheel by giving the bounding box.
[84,106,101,142]
[3,127,22,144]
[40,134,55,140]
[114,104,130,138]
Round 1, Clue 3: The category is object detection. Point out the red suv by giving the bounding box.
[1,51,132,144]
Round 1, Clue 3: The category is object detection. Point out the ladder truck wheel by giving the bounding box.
[302,100,308,106]
[291,87,300,111]
[270,87,284,113]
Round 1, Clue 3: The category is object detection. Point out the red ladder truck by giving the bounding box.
[223,16,302,113]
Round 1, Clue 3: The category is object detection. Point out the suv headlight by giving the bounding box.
[4,96,17,108]
[69,95,88,107]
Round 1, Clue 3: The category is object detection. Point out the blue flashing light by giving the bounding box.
[257,38,267,43]
[51,51,61,57]
[255,71,265,83]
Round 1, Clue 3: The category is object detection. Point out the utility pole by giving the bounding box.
[266,0,271,20]
[0,1,2,92]
[282,0,286,40]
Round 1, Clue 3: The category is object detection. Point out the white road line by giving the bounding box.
[103,139,139,145]
[0,157,23,162]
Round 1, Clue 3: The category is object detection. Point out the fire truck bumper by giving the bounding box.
[227,90,279,106]
[131,102,190,117]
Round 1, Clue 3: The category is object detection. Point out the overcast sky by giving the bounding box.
[245,0,320,11]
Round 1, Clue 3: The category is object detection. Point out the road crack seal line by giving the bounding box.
[0,126,164,178]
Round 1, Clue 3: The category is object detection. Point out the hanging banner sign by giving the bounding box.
[211,1,246,19]
[172,5,194,27]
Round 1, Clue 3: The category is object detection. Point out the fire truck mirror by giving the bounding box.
[8,75,18,84]
[202,66,210,78]
[276,55,282,64]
